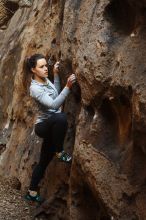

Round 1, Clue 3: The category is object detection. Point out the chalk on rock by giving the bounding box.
[19,0,32,8]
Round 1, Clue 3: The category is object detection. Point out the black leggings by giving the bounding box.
[29,112,68,191]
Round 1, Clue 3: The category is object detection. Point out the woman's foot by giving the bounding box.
[25,190,43,203]
[56,151,72,163]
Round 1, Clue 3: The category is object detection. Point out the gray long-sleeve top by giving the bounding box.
[30,75,70,124]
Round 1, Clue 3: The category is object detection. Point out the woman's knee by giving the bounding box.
[35,122,47,138]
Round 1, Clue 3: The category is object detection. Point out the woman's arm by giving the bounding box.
[30,85,70,110]
[54,74,61,93]
[53,62,61,93]
[30,74,76,110]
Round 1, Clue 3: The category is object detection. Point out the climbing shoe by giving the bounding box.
[24,192,43,203]
[56,151,72,163]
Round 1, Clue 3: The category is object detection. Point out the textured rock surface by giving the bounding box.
[0,0,146,219]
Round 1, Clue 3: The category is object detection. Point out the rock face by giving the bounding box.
[1,0,146,219]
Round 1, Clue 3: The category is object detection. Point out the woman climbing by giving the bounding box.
[25,54,76,202]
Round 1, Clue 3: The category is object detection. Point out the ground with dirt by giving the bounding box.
[0,176,34,220]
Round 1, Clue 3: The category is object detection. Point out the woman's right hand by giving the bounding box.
[66,74,76,89]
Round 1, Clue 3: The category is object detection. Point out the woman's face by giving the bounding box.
[31,58,48,82]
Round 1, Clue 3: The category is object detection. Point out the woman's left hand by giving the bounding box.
[53,61,60,75]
